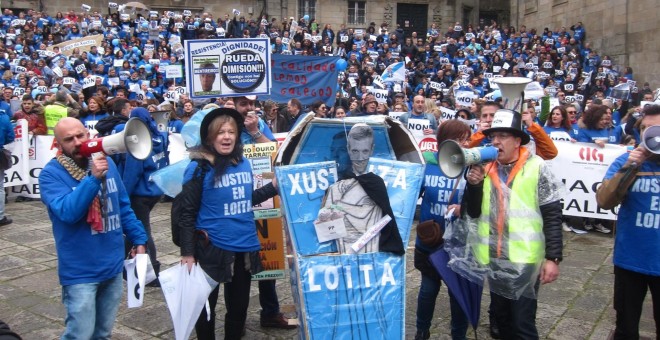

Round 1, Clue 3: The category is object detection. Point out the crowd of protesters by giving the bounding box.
[0,6,655,232]
[0,5,658,340]
[0,7,652,136]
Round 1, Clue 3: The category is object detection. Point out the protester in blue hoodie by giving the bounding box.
[121,107,167,282]
[39,117,147,339]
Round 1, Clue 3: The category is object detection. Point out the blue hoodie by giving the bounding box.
[39,157,147,285]
[120,107,167,197]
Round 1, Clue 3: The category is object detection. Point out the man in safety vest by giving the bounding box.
[463,108,564,339]
[43,90,82,135]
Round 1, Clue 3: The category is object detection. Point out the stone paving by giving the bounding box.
[0,199,656,339]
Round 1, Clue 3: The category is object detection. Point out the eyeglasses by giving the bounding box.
[488,132,513,140]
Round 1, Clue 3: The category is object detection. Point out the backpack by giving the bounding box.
[171,160,210,247]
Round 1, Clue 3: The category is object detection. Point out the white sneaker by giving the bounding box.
[593,223,611,234]
[572,228,588,235]
[562,222,571,232]
[584,224,594,231]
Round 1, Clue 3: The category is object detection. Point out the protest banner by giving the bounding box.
[4,120,29,188]
[546,141,627,220]
[46,35,105,56]
[243,142,286,280]
[8,133,57,198]
[261,54,338,107]
[184,38,271,99]
[165,65,183,79]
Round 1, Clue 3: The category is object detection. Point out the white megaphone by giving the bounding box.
[80,118,153,160]
[641,125,660,154]
[150,111,170,133]
[490,77,531,112]
[438,140,499,178]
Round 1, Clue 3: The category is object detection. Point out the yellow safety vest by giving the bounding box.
[44,104,68,135]
[474,155,544,265]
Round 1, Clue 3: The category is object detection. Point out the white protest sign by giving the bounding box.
[165,65,183,79]
[388,112,405,121]
[75,64,87,74]
[455,90,476,107]
[406,118,431,138]
[440,107,456,120]
[429,81,443,91]
[163,90,178,102]
[524,81,545,99]
[368,89,389,104]
[82,77,96,89]
[13,88,25,97]
[372,75,384,89]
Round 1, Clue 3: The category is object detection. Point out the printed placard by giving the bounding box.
[184,38,271,98]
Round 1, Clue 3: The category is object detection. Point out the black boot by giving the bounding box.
[414,329,430,340]
[489,312,501,339]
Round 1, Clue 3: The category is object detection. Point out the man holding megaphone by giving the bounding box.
[463,108,564,339]
[596,104,660,339]
[39,118,148,338]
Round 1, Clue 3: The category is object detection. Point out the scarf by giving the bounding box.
[56,154,104,232]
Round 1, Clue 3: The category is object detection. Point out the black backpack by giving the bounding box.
[171,160,209,246]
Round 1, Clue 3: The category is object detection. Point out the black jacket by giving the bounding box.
[179,156,278,257]
[95,114,128,136]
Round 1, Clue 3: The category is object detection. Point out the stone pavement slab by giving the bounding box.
[0,199,655,339]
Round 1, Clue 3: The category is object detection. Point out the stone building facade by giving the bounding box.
[7,0,658,87]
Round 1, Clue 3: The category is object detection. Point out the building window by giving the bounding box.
[348,1,366,25]
[299,0,316,21]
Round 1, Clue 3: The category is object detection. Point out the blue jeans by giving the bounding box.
[259,280,280,318]
[61,273,123,340]
[416,272,469,339]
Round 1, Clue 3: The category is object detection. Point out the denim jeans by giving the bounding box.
[259,280,280,318]
[416,272,469,339]
[61,273,123,340]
